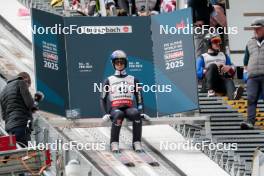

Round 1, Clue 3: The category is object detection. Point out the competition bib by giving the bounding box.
[108,75,135,107]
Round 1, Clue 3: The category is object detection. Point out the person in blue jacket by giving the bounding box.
[196,33,244,99]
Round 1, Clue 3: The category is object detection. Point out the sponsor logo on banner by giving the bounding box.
[42,41,59,71]
[175,20,186,29]
[163,41,185,70]
[80,26,132,34]
[164,50,184,60]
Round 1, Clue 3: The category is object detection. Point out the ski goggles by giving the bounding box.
[211,37,222,44]
[114,59,126,65]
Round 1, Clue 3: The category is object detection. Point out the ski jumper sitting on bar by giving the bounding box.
[100,50,150,153]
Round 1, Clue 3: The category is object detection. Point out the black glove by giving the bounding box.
[31,105,39,112]
[31,91,44,112]
[34,91,44,102]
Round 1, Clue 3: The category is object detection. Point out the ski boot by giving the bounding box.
[110,142,120,153]
[133,141,143,153]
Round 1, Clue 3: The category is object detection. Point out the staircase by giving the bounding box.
[198,86,264,176]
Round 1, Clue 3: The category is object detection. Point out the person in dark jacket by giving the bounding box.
[188,0,214,57]
[188,0,213,26]
[0,72,36,147]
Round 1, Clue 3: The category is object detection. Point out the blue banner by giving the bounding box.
[32,8,198,118]
[32,9,69,116]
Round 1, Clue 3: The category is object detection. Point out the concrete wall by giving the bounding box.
[226,0,264,66]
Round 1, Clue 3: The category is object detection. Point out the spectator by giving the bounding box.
[116,0,133,15]
[117,9,128,16]
[160,0,176,13]
[0,72,39,147]
[117,0,160,16]
[135,0,160,16]
[188,0,214,57]
[240,18,264,130]
[210,3,227,28]
[72,0,80,10]
[196,33,244,99]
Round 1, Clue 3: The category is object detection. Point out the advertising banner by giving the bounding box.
[151,9,198,116]
[32,9,69,116]
[32,8,198,118]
